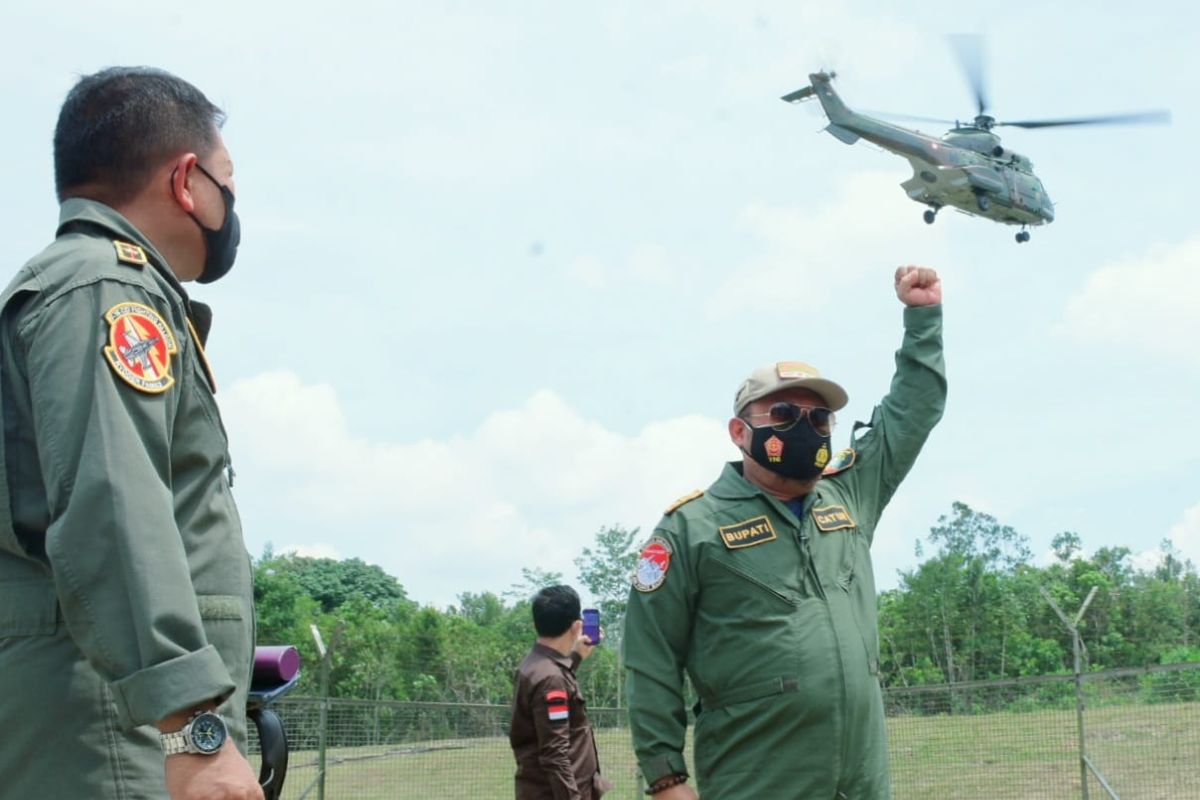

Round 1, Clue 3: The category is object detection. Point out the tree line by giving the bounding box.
[254,504,1200,707]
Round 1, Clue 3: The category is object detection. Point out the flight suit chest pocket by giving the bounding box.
[808,503,859,589]
[707,557,799,609]
[0,579,58,637]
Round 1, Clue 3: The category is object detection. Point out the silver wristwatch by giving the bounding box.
[159,710,229,756]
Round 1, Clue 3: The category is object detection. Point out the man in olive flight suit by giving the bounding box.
[0,68,261,799]
[624,267,946,799]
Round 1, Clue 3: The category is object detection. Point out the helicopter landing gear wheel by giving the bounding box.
[1015,230,1030,243]
[923,208,937,224]
[975,193,990,212]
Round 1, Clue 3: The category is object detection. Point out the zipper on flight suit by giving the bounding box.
[709,559,797,606]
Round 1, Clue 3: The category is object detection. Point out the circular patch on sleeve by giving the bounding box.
[102,302,178,394]
[633,537,673,593]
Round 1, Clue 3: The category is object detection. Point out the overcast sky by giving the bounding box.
[3,0,1196,608]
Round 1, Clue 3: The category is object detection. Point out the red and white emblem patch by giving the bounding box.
[545,689,569,722]
[102,302,178,394]
[765,435,784,463]
[633,537,673,593]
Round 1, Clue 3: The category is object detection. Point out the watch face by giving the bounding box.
[190,712,227,754]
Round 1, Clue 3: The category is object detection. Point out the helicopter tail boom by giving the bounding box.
[782,72,855,126]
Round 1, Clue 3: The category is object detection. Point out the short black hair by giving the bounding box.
[53,66,225,204]
[532,585,581,638]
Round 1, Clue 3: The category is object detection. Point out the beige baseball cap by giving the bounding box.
[733,361,849,414]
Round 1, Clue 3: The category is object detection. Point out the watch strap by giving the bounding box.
[158,710,226,756]
[160,729,192,756]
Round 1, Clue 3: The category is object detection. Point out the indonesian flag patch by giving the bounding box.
[546,689,569,723]
[102,302,178,394]
[633,536,672,593]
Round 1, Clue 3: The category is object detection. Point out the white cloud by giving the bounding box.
[707,170,949,314]
[278,543,344,561]
[1060,236,1200,364]
[567,256,608,288]
[566,245,677,289]
[1129,548,1165,575]
[1113,503,1200,575]
[222,371,733,606]
[1168,503,1200,565]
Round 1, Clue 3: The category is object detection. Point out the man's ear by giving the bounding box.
[570,619,584,637]
[728,416,748,449]
[168,152,200,213]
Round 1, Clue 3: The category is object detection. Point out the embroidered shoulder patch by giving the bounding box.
[812,505,856,533]
[103,302,178,394]
[545,689,569,722]
[822,448,856,476]
[112,240,148,266]
[718,516,777,550]
[665,490,703,515]
[633,537,673,593]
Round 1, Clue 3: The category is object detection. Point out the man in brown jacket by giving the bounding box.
[510,585,612,799]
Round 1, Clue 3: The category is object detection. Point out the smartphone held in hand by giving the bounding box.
[582,608,601,645]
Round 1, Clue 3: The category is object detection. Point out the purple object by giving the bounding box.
[253,645,300,686]
[582,608,601,645]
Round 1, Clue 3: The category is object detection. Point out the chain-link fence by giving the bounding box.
[886,663,1200,799]
[251,662,1200,799]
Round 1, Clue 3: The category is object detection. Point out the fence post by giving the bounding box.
[1041,585,1107,800]
[310,622,345,800]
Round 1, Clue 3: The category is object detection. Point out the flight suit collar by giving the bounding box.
[55,198,217,349]
[710,461,823,503]
[708,461,827,527]
[708,462,761,500]
[56,198,192,306]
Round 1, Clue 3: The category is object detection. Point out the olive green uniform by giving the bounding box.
[0,199,255,798]
[625,305,946,800]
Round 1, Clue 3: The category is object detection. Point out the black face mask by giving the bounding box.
[743,419,832,481]
[189,164,241,284]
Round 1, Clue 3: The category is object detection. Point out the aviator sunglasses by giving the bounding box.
[742,402,836,435]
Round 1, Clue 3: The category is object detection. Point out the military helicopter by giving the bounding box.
[782,41,1169,242]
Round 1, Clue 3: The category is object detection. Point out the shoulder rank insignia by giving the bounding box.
[633,536,673,593]
[665,489,703,515]
[822,447,856,476]
[112,240,148,266]
[812,504,856,533]
[103,302,177,394]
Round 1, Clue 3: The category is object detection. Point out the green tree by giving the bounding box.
[253,553,320,646]
[453,590,506,627]
[574,524,641,643]
[266,555,412,613]
[880,502,1036,686]
[504,566,565,602]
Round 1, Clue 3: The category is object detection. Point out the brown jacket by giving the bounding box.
[509,643,608,800]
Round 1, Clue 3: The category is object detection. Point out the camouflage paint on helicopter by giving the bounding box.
[785,73,1052,242]
[782,40,1168,243]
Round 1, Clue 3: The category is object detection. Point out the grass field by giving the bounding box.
[265,702,1200,799]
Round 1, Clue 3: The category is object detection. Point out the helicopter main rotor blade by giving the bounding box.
[948,34,988,117]
[999,110,1171,129]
